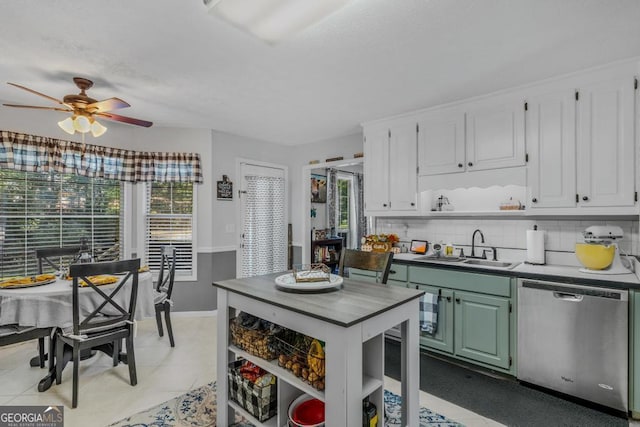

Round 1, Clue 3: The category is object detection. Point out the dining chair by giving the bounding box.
[35,245,84,274]
[338,249,394,284]
[56,258,140,408]
[0,325,52,369]
[154,246,176,347]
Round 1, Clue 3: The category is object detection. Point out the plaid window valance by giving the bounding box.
[0,131,203,183]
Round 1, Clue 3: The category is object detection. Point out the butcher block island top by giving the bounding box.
[212,271,425,327]
[213,272,424,426]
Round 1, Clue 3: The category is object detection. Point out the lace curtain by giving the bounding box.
[241,175,287,278]
[0,131,203,183]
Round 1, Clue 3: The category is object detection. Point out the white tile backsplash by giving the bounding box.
[375,217,640,263]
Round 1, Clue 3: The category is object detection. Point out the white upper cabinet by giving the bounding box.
[389,122,418,210]
[417,109,465,175]
[363,121,418,215]
[527,90,577,209]
[363,125,390,212]
[465,98,526,171]
[576,77,636,207]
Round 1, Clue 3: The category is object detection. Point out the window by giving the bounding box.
[336,174,354,248]
[0,169,122,278]
[144,182,196,280]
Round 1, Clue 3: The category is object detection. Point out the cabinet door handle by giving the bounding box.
[532,198,538,203]
[410,202,415,206]
[389,270,396,274]
[446,296,452,302]
[458,163,463,168]
[582,196,589,201]
[467,162,473,167]
[383,203,388,207]
[455,297,461,304]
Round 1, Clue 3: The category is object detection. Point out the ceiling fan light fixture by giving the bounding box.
[205,0,351,43]
[73,115,91,133]
[58,117,76,135]
[90,119,107,137]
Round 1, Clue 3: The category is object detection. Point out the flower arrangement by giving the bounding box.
[361,233,400,252]
[362,233,400,244]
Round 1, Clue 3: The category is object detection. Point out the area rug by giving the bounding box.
[109,382,463,427]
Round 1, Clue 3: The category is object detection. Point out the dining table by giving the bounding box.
[0,271,155,391]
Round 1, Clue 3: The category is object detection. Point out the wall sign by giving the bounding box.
[217,175,233,200]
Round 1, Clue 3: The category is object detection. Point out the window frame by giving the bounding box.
[137,182,198,282]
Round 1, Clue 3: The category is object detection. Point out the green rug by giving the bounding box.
[109,382,463,426]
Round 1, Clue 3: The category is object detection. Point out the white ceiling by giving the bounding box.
[1,0,640,145]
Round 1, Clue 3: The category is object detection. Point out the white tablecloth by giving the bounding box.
[0,272,156,329]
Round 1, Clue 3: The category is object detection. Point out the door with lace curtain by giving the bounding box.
[237,162,288,278]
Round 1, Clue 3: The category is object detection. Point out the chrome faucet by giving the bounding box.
[470,229,485,258]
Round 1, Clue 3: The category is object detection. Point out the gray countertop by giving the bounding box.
[212,271,425,327]
[391,253,640,289]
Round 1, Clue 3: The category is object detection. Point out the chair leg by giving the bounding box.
[47,334,55,373]
[163,304,175,347]
[72,344,80,408]
[38,337,45,368]
[155,306,164,337]
[126,333,137,386]
[112,339,120,367]
[55,338,64,385]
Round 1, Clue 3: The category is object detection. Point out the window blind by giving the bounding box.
[144,182,194,277]
[0,169,122,278]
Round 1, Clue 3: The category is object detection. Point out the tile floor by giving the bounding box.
[0,313,501,426]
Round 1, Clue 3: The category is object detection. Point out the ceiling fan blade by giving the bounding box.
[86,97,130,113]
[96,112,153,128]
[3,103,73,113]
[7,82,66,106]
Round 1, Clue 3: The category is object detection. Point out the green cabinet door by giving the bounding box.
[417,284,454,354]
[454,291,510,369]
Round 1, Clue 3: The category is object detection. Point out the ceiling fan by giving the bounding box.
[3,77,153,137]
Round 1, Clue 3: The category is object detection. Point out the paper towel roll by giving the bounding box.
[526,228,545,265]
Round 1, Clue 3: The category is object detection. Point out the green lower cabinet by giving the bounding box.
[416,284,454,354]
[453,291,511,370]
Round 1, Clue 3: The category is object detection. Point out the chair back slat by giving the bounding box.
[338,249,394,284]
[156,246,176,298]
[69,259,140,336]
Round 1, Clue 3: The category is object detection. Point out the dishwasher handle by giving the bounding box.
[553,291,584,302]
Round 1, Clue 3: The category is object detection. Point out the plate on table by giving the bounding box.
[0,274,56,289]
[274,273,343,293]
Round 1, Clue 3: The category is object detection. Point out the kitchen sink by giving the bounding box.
[413,255,465,263]
[462,259,519,269]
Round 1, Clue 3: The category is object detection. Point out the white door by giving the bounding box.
[576,77,636,207]
[238,162,288,278]
[389,122,418,210]
[418,109,466,175]
[527,90,577,208]
[363,126,390,212]
[466,98,526,171]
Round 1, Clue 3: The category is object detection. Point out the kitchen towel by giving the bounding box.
[419,292,438,336]
[526,226,545,265]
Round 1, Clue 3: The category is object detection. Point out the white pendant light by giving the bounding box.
[73,115,91,133]
[58,117,76,135]
[90,119,107,137]
[206,0,351,43]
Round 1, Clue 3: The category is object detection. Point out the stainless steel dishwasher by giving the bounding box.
[517,278,628,412]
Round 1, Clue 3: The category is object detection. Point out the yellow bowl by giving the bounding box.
[575,243,615,270]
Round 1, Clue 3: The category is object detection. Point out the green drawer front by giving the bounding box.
[388,264,408,282]
[408,266,511,297]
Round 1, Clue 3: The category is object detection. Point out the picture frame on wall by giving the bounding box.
[310,173,327,203]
